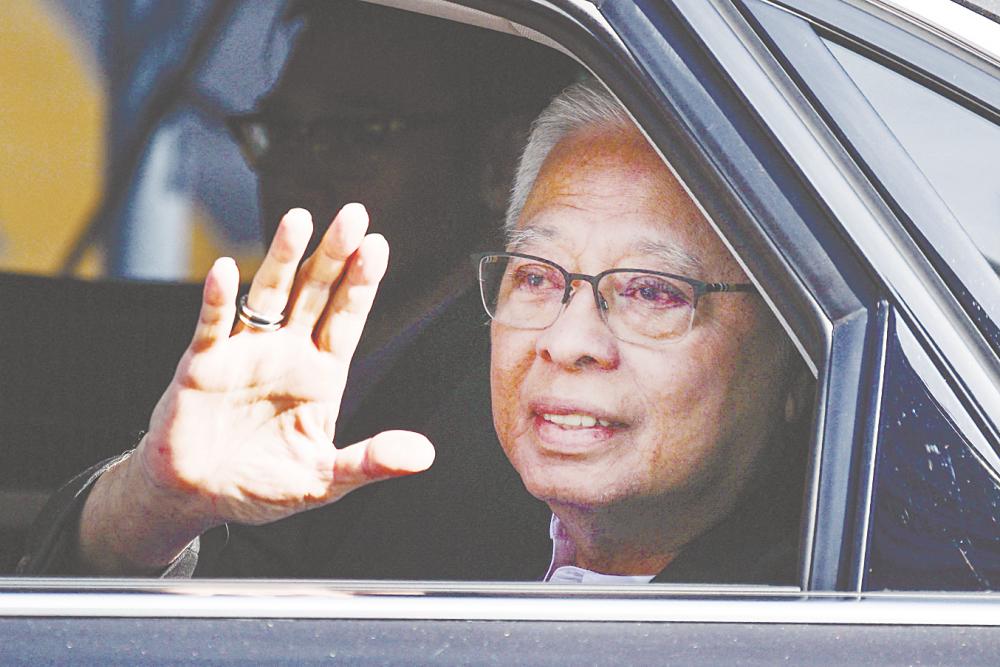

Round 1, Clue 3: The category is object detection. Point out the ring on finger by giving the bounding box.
[238,294,285,332]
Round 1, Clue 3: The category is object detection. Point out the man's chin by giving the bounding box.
[519,472,623,512]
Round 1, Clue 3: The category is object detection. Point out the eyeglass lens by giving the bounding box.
[478,254,697,344]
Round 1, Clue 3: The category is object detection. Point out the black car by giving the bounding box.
[1,0,999,663]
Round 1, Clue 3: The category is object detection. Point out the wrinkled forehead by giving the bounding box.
[508,222,707,278]
[516,127,745,280]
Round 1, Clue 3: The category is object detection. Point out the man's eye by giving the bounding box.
[621,276,690,308]
[512,265,562,292]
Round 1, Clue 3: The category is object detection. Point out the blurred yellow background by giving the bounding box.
[0,0,104,277]
[0,0,263,281]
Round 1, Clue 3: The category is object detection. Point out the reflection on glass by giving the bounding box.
[865,313,1000,591]
[826,39,1000,274]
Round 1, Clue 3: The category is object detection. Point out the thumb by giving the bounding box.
[331,430,436,493]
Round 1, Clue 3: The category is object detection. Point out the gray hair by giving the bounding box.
[504,78,631,236]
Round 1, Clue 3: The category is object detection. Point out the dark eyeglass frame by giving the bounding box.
[226,110,461,170]
[472,251,757,345]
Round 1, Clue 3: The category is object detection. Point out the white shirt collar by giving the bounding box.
[544,514,656,585]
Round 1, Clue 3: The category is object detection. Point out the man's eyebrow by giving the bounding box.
[633,239,704,277]
[505,225,556,252]
[505,227,704,277]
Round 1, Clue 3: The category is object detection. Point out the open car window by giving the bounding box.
[4,9,1000,659]
[2,0,821,591]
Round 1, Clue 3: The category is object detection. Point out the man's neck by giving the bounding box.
[548,495,729,577]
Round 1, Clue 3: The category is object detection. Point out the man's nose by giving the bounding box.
[535,283,620,370]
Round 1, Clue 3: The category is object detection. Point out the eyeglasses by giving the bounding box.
[226,111,459,170]
[473,252,756,346]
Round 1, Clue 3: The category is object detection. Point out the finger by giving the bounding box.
[330,430,435,495]
[240,208,313,330]
[285,203,369,330]
[190,257,239,352]
[315,233,389,358]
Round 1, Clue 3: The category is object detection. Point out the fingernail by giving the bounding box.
[342,202,368,217]
[286,207,313,221]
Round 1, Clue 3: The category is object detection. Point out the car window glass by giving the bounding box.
[865,311,1000,591]
[823,39,1000,275]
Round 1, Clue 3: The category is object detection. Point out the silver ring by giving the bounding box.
[238,294,285,332]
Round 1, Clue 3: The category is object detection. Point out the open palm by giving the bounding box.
[135,205,434,526]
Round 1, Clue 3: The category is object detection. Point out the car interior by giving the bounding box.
[1,0,819,585]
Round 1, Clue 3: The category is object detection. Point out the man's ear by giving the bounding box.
[784,361,815,425]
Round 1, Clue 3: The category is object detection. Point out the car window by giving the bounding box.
[2,0,818,595]
[743,0,1000,360]
[866,310,1000,591]
[823,39,1000,276]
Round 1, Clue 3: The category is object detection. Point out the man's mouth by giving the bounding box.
[527,401,630,451]
[539,412,614,429]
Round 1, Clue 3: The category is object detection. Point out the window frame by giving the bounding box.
[740,0,1000,375]
[736,0,1000,589]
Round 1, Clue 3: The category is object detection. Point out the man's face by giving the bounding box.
[255,9,467,282]
[490,126,796,523]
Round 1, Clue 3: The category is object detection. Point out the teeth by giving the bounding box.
[542,413,612,428]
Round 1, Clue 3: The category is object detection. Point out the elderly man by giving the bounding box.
[20,80,808,583]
